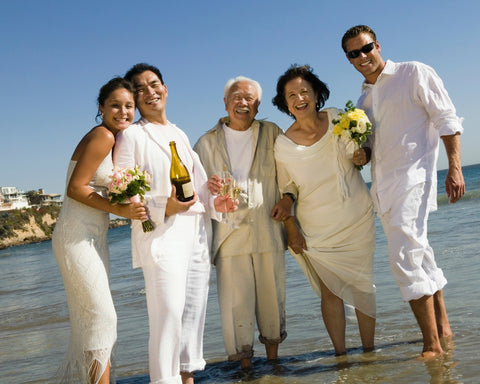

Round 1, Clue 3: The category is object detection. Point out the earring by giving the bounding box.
[316,102,320,111]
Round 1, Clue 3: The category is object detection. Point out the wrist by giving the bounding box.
[284,192,296,203]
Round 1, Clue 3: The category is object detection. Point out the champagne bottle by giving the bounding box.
[169,141,194,202]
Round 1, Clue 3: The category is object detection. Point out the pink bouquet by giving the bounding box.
[108,166,155,232]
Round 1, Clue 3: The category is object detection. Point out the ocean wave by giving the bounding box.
[437,189,480,205]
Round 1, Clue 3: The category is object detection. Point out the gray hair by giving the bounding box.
[223,76,262,101]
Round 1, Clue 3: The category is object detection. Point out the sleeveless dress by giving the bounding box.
[52,154,116,384]
[274,108,376,318]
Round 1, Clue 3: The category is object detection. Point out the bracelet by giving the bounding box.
[284,193,296,203]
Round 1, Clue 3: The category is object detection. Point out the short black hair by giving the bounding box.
[124,63,164,84]
[272,64,330,118]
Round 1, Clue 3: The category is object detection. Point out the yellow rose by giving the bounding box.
[347,110,363,122]
[333,123,344,136]
[340,115,350,129]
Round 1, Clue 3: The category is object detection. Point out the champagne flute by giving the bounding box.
[227,178,242,229]
[219,171,232,224]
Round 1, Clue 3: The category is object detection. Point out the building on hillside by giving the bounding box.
[35,189,63,206]
[0,187,30,210]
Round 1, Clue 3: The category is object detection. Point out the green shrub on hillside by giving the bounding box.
[0,206,61,240]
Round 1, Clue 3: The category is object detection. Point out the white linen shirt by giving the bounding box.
[358,60,463,215]
[113,118,212,268]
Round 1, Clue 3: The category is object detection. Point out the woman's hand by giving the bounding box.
[117,201,148,221]
[283,216,307,254]
[352,147,371,167]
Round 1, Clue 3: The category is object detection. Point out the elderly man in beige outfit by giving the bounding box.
[194,76,291,370]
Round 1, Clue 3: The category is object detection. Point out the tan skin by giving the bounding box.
[345,32,465,358]
[68,88,146,384]
[280,76,376,355]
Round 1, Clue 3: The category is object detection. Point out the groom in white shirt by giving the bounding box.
[342,25,465,358]
[114,63,215,384]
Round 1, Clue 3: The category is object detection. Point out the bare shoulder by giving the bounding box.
[72,126,115,161]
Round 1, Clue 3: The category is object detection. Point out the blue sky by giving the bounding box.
[1,0,478,195]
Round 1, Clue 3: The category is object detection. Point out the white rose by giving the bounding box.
[355,118,368,134]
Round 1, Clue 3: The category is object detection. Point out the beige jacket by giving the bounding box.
[194,117,286,263]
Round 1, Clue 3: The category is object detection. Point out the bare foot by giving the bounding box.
[240,357,252,370]
[180,371,194,384]
[417,349,444,360]
[265,344,279,361]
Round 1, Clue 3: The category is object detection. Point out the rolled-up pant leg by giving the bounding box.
[379,183,447,302]
[253,252,287,345]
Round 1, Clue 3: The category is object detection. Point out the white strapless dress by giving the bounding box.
[52,154,116,384]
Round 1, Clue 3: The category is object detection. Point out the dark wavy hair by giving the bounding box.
[272,64,330,118]
[341,25,377,53]
[124,63,164,85]
[95,77,134,122]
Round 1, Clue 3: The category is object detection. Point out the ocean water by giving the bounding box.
[1,164,479,384]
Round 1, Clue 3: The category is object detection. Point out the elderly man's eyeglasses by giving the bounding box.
[346,42,376,59]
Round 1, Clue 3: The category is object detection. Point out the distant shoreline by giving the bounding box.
[0,208,129,250]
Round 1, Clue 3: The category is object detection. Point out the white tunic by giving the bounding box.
[275,108,376,317]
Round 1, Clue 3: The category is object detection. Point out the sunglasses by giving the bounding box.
[346,42,376,59]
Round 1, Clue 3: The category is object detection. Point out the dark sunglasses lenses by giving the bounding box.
[347,42,375,59]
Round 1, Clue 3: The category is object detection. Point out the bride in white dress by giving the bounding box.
[272,65,376,356]
[52,78,147,384]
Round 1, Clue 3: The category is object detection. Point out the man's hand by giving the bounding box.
[207,174,223,195]
[442,133,465,204]
[445,166,465,203]
[271,195,293,221]
[165,185,197,216]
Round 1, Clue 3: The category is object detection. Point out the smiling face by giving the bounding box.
[131,70,168,124]
[224,81,260,130]
[98,88,135,134]
[344,32,385,84]
[284,77,317,119]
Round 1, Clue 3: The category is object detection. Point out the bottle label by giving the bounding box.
[182,181,194,198]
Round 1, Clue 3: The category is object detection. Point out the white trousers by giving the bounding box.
[216,251,286,361]
[379,182,447,302]
[142,215,211,384]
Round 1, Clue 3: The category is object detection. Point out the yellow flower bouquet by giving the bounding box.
[332,100,372,170]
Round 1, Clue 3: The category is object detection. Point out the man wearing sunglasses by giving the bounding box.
[341,25,465,359]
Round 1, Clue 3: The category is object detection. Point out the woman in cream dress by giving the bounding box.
[272,65,376,355]
[52,78,147,383]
